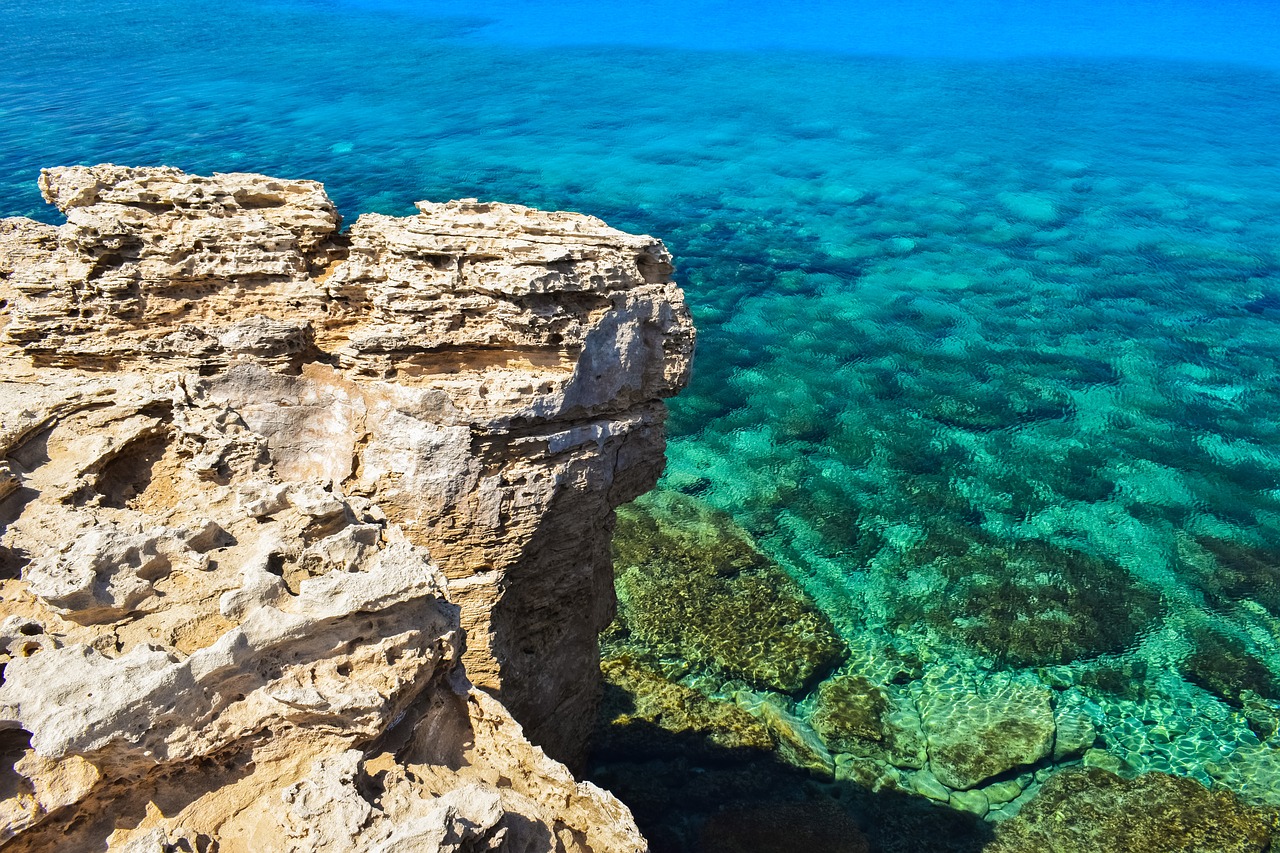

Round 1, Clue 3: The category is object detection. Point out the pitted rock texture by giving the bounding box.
[0,165,692,851]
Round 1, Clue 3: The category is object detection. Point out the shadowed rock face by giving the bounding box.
[0,165,693,851]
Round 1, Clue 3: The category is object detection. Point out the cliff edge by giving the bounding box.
[0,165,693,851]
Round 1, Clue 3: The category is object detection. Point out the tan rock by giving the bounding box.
[0,165,692,851]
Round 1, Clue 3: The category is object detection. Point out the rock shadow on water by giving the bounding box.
[589,657,1280,853]
[587,664,996,853]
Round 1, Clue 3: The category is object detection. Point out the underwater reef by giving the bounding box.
[887,530,1164,668]
[987,768,1280,853]
[593,484,1280,850]
[609,490,848,695]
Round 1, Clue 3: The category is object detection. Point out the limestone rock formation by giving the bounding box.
[0,165,693,851]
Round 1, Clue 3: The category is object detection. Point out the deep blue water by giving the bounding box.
[5,0,1280,839]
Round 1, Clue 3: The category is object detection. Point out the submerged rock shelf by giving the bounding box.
[0,165,693,851]
[594,486,1280,851]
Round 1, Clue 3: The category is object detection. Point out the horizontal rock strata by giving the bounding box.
[0,165,693,851]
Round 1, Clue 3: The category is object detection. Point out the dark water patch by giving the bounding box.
[1181,625,1280,708]
[588,659,994,853]
[1068,659,1152,702]
[1185,536,1280,617]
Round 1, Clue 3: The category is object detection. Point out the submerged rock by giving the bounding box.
[989,767,1280,853]
[612,490,847,695]
[1071,658,1152,701]
[1051,697,1099,762]
[918,671,1057,791]
[890,530,1162,667]
[905,349,1081,434]
[1181,624,1279,707]
[997,191,1061,225]
[810,675,927,770]
[751,693,836,778]
[1185,536,1280,618]
[812,676,889,748]
[1204,738,1280,807]
[595,656,775,758]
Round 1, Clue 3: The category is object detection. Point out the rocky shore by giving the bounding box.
[0,165,693,851]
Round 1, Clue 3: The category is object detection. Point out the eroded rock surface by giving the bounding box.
[0,165,693,851]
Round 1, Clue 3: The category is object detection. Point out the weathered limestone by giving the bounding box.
[0,165,692,851]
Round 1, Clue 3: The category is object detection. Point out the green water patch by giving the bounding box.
[603,487,1280,833]
[589,651,1280,851]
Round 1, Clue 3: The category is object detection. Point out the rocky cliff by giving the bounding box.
[0,165,694,851]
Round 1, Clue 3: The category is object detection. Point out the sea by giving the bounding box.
[4,1,1280,849]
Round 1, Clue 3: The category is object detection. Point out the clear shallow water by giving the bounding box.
[5,0,1280,844]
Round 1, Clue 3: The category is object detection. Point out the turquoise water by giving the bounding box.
[5,0,1280,845]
